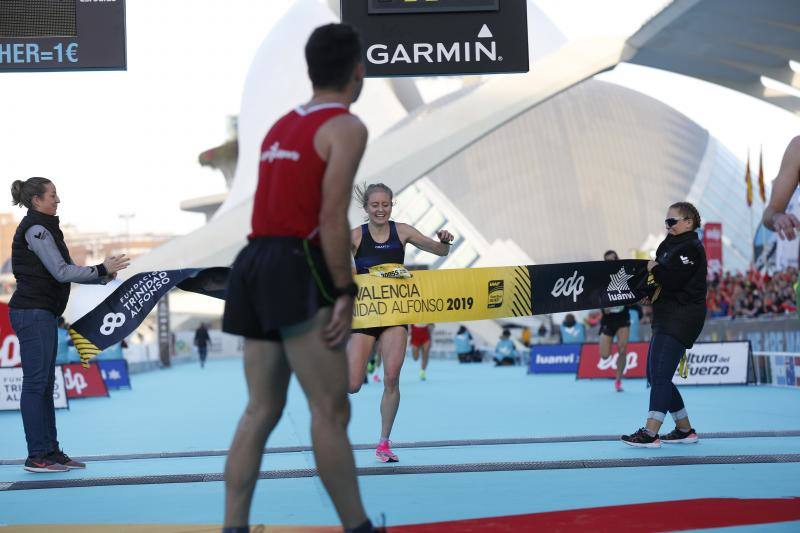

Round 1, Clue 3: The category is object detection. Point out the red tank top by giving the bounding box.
[410,324,431,345]
[250,103,351,241]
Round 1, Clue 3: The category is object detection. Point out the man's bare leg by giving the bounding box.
[224,339,291,528]
[282,309,368,529]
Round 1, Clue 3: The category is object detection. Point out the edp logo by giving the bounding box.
[63,368,87,395]
[551,271,584,303]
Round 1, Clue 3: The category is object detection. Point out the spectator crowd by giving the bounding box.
[706,267,798,318]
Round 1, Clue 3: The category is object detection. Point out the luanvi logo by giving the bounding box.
[607,267,635,302]
[367,25,501,66]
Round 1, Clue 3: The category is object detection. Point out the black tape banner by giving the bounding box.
[69,268,229,367]
[352,260,651,328]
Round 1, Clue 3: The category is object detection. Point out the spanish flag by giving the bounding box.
[745,150,753,207]
[758,146,766,203]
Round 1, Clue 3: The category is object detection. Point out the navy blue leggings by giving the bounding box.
[646,333,687,422]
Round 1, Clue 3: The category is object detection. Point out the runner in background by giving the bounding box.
[409,323,433,381]
[599,250,630,392]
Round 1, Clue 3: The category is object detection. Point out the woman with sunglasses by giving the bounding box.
[621,202,707,448]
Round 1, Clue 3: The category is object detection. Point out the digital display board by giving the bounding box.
[368,0,499,15]
[0,0,126,72]
[343,0,528,77]
[0,0,77,37]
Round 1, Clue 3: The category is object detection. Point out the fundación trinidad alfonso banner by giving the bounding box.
[69,268,228,366]
[0,366,68,411]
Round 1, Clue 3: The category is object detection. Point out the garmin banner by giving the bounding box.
[342,0,529,77]
[677,341,752,386]
[353,260,650,329]
[69,268,228,367]
[0,366,68,411]
[528,344,581,374]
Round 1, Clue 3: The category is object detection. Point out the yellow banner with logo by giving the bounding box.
[352,265,532,328]
[352,260,652,329]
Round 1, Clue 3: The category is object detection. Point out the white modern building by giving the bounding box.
[65,0,800,336]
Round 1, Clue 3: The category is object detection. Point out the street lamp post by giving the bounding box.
[118,213,135,256]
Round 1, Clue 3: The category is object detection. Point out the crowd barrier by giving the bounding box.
[0,358,132,411]
[528,341,755,386]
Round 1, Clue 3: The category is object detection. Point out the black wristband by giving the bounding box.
[96,263,108,277]
[333,282,358,298]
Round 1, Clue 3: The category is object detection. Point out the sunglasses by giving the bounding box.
[665,217,690,227]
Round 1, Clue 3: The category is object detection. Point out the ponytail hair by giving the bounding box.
[11,177,52,209]
[670,201,702,230]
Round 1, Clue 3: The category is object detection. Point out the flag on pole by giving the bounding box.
[758,146,766,203]
[745,149,753,207]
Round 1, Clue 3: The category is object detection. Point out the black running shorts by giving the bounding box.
[222,237,335,341]
[599,309,630,338]
[351,326,395,339]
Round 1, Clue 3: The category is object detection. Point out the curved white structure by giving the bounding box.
[217,0,407,219]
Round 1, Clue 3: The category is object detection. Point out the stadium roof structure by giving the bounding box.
[625,0,800,116]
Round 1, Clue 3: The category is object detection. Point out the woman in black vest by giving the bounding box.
[622,202,707,448]
[9,177,130,472]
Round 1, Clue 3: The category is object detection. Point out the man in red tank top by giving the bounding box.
[222,24,376,533]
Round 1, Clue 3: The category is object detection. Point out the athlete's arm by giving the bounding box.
[318,114,368,288]
[762,136,800,240]
[398,223,453,256]
[317,114,368,347]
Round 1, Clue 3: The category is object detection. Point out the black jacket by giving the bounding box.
[9,210,73,316]
[651,231,707,348]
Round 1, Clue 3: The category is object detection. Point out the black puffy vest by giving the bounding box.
[9,210,72,316]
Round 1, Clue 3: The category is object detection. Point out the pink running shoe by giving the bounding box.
[615,379,623,392]
[373,373,381,382]
[375,441,399,463]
